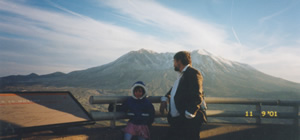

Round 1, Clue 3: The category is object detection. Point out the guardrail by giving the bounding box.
[89,96,300,139]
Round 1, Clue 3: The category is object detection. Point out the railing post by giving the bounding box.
[293,105,299,140]
[110,100,117,128]
[256,103,262,124]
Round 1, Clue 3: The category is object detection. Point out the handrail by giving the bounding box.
[90,110,298,120]
[89,96,300,106]
[89,95,299,140]
[89,95,300,122]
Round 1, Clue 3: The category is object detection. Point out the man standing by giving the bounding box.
[160,51,205,140]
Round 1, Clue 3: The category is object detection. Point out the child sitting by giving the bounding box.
[121,81,155,140]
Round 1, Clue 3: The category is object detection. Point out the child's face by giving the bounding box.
[134,88,143,99]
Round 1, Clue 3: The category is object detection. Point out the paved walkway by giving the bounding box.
[1,123,298,140]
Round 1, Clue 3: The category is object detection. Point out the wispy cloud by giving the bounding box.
[230,0,241,45]
[259,3,294,24]
[101,1,246,60]
[101,0,247,59]
[0,0,181,75]
[0,0,300,83]
[231,27,241,45]
[100,0,300,83]
[104,1,226,42]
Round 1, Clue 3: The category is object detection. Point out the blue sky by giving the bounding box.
[0,0,300,83]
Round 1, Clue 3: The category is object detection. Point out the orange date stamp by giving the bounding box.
[245,111,278,117]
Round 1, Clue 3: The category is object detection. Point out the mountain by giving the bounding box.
[1,48,300,99]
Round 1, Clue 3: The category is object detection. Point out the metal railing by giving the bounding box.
[89,96,300,138]
[89,96,300,124]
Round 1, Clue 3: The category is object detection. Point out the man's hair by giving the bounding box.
[133,86,145,94]
[174,51,192,65]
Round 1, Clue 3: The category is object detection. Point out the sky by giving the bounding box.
[0,0,300,83]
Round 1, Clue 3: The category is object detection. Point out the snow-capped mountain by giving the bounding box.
[1,49,300,99]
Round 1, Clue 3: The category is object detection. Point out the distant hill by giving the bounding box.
[1,49,300,99]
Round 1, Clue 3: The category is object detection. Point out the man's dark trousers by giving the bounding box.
[166,112,203,140]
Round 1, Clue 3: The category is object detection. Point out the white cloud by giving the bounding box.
[101,0,300,83]
[0,0,182,76]
[103,0,229,49]
[0,0,300,84]
[259,6,291,24]
[246,47,300,83]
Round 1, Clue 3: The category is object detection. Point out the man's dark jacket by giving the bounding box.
[165,66,204,119]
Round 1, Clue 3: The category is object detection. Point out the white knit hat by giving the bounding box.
[131,81,147,99]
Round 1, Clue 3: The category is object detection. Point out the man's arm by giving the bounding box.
[185,70,203,118]
[160,88,172,115]
[161,88,172,101]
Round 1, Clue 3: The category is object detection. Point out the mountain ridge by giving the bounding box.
[1,49,300,99]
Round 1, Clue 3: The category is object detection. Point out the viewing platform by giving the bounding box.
[0,92,299,140]
[2,123,298,140]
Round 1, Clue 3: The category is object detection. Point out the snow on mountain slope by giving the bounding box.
[1,49,300,99]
